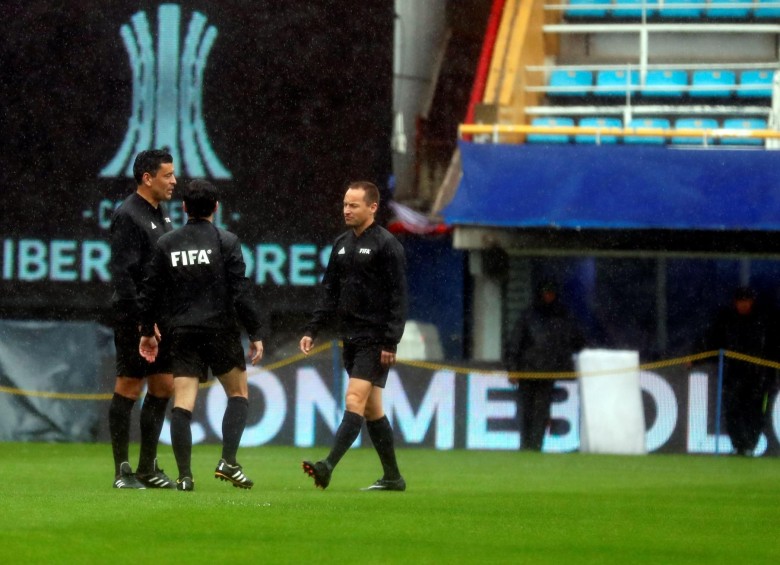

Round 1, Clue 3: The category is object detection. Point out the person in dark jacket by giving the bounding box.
[505,281,586,451]
[108,149,176,489]
[702,286,776,456]
[138,179,264,491]
[299,181,408,491]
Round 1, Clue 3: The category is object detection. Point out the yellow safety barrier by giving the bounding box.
[458,123,780,142]
[0,341,335,401]
[402,350,722,379]
[1,347,774,400]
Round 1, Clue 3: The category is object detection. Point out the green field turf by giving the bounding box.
[0,443,777,564]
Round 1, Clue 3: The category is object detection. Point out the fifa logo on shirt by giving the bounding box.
[171,249,212,267]
[359,248,371,255]
[100,4,231,180]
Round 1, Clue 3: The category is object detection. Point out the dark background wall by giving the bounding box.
[0,1,394,323]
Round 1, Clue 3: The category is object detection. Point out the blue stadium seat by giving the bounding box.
[657,0,705,18]
[754,0,780,18]
[720,117,767,146]
[706,0,751,18]
[689,70,735,99]
[576,117,622,144]
[612,0,658,18]
[565,0,612,18]
[527,117,575,144]
[624,117,670,144]
[671,118,719,145]
[548,69,593,97]
[737,70,774,99]
[641,69,687,98]
[595,70,640,98]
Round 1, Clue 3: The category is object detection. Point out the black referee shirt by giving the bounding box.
[109,192,172,325]
[139,218,264,342]
[305,222,407,351]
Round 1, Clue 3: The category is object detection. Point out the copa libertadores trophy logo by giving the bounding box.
[100,4,231,179]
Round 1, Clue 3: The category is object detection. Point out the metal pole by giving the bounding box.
[714,349,725,455]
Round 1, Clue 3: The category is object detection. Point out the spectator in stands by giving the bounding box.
[701,286,777,456]
[504,280,586,451]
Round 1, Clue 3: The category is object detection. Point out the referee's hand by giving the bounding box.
[249,340,264,366]
[139,335,158,363]
[299,336,313,355]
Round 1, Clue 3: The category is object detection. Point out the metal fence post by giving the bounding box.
[715,349,725,455]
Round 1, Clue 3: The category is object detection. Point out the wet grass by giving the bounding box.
[0,443,778,564]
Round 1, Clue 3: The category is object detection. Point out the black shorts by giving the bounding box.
[170,330,246,382]
[114,323,172,378]
[343,340,389,388]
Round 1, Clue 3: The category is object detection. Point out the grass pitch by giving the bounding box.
[0,443,777,564]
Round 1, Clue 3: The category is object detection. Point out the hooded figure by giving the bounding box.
[505,281,586,451]
[702,286,778,456]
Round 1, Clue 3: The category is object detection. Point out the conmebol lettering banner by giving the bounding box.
[2,322,778,455]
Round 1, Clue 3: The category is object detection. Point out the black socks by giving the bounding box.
[108,393,135,476]
[326,410,365,469]
[171,406,193,479]
[137,393,169,473]
[222,396,249,465]
[367,415,401,480]
[172,397,248,479]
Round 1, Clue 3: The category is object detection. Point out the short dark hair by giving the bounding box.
[183,179,218,218]
[132,149,173,184]
[347,181,380,206]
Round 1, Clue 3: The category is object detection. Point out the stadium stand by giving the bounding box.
[575,116,622,143]
[754,0,780,18]
[527,116,574,143]
[624,117,670,144]
[641,69,687,98]
[720,117,768,146]
[565,0,612,18]
[689,69,736,99]
[657,0,706,19]
[705,0,752,19]
[612,0,659,19]
[548,69,593,97]
[458,0,780,148]
[738,69,774,98]
[671,117,719,144]
[595,69,640,97]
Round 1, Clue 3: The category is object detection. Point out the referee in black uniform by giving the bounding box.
[138,179,264,491]
[108,149,176,489]
[300,181,408,491]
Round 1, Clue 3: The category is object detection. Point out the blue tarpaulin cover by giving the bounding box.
[444,141,780,231]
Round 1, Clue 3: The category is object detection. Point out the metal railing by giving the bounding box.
[459,121,780,145]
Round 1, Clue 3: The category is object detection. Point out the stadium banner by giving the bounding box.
[2,321,779,455]
[446,141,780,231]
[0,1,393,320]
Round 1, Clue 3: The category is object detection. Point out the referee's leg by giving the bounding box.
[217,367,250,465]
[170,376,199,482]
[137,372,173,475]
[365,387,403,483]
